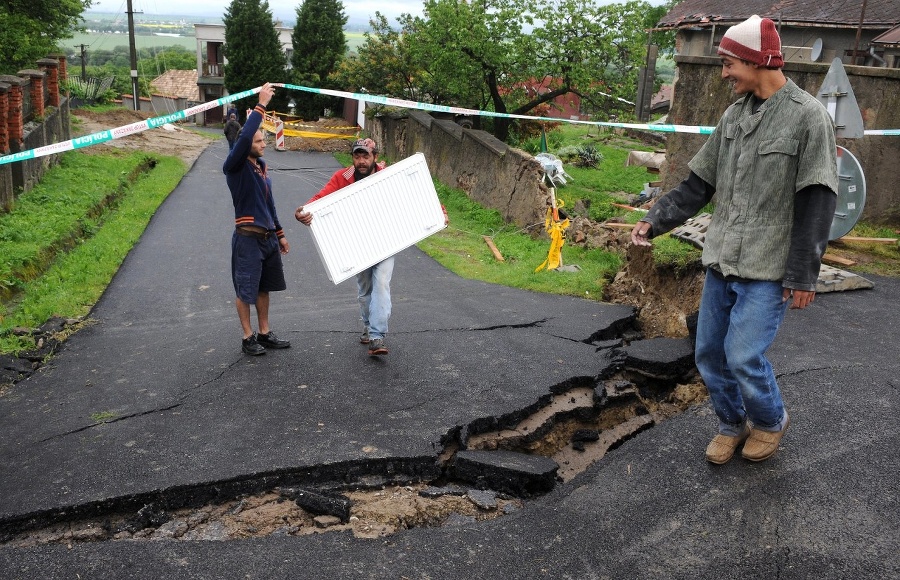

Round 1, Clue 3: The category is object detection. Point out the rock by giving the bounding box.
[195,521,227,540]
[467,489,498,509]
[442,513,477,527]
[153,519,188,539]
[313,515,342,528]
[419,485,468,499]
[70,526,107,541]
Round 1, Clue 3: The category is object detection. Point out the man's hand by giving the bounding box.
[295,206,312,226]
[279,236,289,255]
[631,221,653,247]
[784,288,815,309]
[258,83,275,107]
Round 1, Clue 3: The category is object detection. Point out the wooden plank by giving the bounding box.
[836,236,898,245]
[482,235,505,261]
[822,253,856,267]
[611,203,647,212]
[603,222,635,229]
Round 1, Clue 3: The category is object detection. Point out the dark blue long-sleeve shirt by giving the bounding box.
[223,104,284,238]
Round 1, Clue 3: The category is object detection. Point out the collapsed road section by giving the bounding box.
[0,330,705,546]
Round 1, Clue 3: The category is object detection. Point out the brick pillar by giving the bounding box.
[55,54,68,84]
[0,76,25,148]
[38,58,60,107]
[0,83,8,154]
[18,70,45,118]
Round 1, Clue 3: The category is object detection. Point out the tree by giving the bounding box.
[291,0,347,120]
[0,0,92,74]
[334,0,661,143]
[523,0,655,121]
[223,0,290,115]
[333,13,437,104]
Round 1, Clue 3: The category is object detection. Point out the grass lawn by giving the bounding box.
[0,150,188,353]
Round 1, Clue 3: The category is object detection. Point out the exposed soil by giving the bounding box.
[280,118,360,153]
[72,108,213,166]
[565,215,705,338]
[604,242,705,338]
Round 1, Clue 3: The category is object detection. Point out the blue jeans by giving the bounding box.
[357,257,394,340]
[695,269,790,436]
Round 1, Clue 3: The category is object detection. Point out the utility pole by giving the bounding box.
[126,0,142,110]
[78,44,88,82]
[852,0,868,65]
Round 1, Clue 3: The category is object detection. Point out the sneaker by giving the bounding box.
[705,423,750,465]
[257,331,290,349]
[741,416,790,462]
[360,328,371,344]
[367,338,388,356]
[241,334,266,356]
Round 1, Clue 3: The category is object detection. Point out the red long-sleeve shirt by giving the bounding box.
[305,162,387,203]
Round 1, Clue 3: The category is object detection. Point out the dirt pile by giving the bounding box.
[72,108,214,166]
[280,117,360,153]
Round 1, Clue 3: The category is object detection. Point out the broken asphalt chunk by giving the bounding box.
[283,488,352,523]
[620,337,695,382]
[452,449,559,497]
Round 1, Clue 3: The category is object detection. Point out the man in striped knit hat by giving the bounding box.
[224,83,292,356]
[631,16,838,464]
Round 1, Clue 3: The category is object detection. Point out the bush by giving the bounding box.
[574,144,603,168]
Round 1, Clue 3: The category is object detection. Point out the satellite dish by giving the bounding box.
[830,146,866,241]
[811,38,823,62]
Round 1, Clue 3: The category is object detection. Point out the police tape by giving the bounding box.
[276,83,718,134]
[275,83,900,137]
[0,86,262,167]
[2,83,898,166]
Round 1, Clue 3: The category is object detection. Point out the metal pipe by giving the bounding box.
[869,45,885,65]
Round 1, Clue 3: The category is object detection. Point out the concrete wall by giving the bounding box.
[371,110,549,231]
[663,56,900,225]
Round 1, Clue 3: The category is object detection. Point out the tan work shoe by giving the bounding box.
[741,417,790,462]
[705,424,750,464]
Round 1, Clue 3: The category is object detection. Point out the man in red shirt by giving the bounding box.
[295,138,392,356]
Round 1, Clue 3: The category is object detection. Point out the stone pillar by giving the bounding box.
[0,83,8,154]
[37,58,60,107]
[18,69,45,119]
[0,76,25,148]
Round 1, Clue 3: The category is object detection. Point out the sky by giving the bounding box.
[91,0,668,28]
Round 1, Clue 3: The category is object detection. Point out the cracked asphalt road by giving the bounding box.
[1,141,898,579]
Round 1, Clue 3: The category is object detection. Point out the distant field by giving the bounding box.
[67,32,197,52]
[345,32,367,53]
[65,31,368,55]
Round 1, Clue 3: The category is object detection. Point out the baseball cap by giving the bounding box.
[351,138,377,154]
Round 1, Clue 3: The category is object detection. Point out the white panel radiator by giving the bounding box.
[304,152,446,284]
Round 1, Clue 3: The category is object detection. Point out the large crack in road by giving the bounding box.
[1,328,706,547]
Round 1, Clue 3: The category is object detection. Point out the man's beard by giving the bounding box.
[354,161,376,180]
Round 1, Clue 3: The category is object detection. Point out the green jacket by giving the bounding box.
[645,79,838,289]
